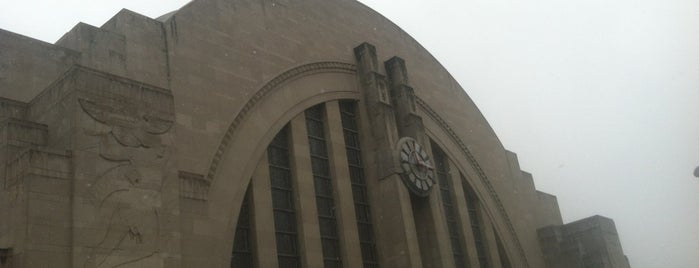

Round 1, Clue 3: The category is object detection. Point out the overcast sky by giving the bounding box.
[1,0,697,267]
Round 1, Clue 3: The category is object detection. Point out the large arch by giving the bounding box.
[421,104,527,267]
[202,62,361,266]
[200,61,528,267]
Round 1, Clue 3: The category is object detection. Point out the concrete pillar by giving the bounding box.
[482,216,504,268]
[374,175,423,268]
[289,114,324,267]
[323,101,364,267]
[410,190,455,268]
[250,152,279,268]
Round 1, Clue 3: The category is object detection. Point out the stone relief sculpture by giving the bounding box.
[78,95,174,268]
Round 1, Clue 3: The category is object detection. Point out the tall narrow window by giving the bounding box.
[0,248,12,268]
[268,126,300,268]
[305,104,342,268]
[463,179,489,268]
[495,232,511,268]
[340,100,379,268]
[231,188,252,267]
[432,144,467,267]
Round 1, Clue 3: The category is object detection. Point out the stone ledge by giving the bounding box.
[4,147,72,189]
[0,117,48,148]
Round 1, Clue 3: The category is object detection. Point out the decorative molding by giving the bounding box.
[179,171,211,201]
[415,97,530,267]
[206,61,356,181]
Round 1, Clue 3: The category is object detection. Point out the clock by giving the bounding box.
[396,137,435,196]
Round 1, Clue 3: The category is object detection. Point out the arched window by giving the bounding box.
[463,179,490,268]
[231,189,252,267]
[432,143,468,267]
[268,126,301,268]
[340,100,379,268]
[305,104,342,267]
[230,100,384,268]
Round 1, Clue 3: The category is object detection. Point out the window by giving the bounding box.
[340,100,379,268]
[432,144,467,267]
[306,104,342,268]
[268,126,301,268]
[231,189,253,267]
[463,179,489,268]
[0,248,12,268]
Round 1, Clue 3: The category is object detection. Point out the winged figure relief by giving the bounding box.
[78,96,173,268]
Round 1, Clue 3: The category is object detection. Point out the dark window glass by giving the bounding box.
[268,126,301,268]
[231,188,253,268]
[349,167,364,184]
[269,146,290,167]
[276,233,298,255]
[312,158,330,177]
[0,248,13,268]
[307,119,324,138]
[352,185,367,203]
[346,148,362,166]
[357,222,374,241]
[274,211,297,233]
[355,204,370,222]
[316,196,335,217]
[270,167,292,188]
[278,256,300,268]
[464,178,489,268]
[272,188,294,210]
[340,100,379,268]
[306,104,342,267]
[432,144,468,267]
[309,137,328,156]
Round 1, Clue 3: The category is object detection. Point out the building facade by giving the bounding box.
[0,0,630,267]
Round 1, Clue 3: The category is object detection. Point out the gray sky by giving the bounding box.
[1,0,697,267]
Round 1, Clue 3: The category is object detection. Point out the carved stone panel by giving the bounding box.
[72,73,176,268]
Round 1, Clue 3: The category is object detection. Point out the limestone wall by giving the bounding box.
[0,30,78,102]
[0,0,581,267]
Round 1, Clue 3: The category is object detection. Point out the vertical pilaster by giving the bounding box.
[449,162,482,268]
[250,152,279,268]
[353,42,399,180]
[385,56,453,268]
[354,42,422,268]
[482,216,504,268]
[324,101,363,268]
[384,57,424,145]
[289,115,324,268]
[410,191,455,268]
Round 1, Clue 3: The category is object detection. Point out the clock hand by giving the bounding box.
[412,151,434,170]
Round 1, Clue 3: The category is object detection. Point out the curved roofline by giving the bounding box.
[154,0,505,148]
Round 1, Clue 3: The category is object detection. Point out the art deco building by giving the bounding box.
[0,0,630,267]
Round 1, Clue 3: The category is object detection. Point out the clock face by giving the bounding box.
[397,137,435,196]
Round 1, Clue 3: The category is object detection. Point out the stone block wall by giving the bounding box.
[0,105,72,267]
[538,215,631,268]
[1,64,180,267]
[0,29,78,102]
[0,0,631,267]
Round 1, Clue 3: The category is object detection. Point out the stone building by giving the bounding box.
[0,0,630,267]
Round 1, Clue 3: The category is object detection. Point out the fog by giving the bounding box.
[1,0,697,267]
